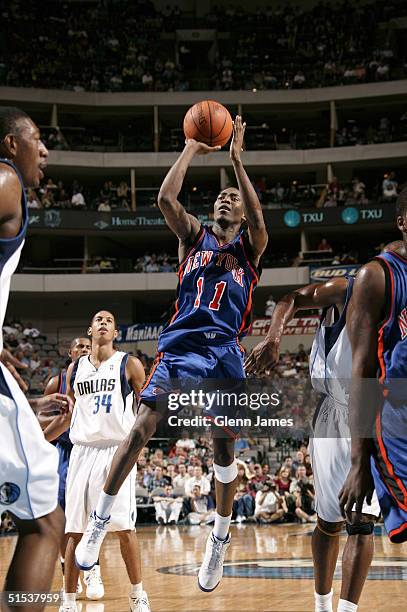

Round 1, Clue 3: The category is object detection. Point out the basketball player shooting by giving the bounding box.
[60,311,149,612]
[75,116,268,593]
[339,187,407,545]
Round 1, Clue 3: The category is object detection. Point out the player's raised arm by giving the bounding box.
[157,139,220,244]
[338,261,385,522]
[230,116,268,264]
[245,277,348,375]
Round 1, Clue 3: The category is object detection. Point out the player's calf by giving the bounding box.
[312,518,343,612]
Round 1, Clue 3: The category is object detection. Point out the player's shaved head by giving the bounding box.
[0,106,31,143]
[396,186,407,219]
[70,336,90,349]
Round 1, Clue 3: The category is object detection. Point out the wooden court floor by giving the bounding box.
[1,524,406,611]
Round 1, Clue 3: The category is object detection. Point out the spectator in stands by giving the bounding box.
[71,188,86,209]
[289,465,309,494]
[175,431,196,452]
[185,466,211,497]
[254,481,286,523]
[147,466,167,492]
[27,189,41,209]
[23,323,41,338]
[291,451,305,474]
[187,484,216,525]
[152,484,183,525]
[233,463,255,522]
[265,295,276,317]
[275,467,292,496]
[172,464,188,493]
[352,177,366,201]
[294,481,317,523]
[382,172,398,200]
[98,200,111,212]
[317,238,332,251]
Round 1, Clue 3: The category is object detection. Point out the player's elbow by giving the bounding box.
[157,192,174,211]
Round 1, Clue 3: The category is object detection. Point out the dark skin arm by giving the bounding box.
[230,116,268,265]
[126,355,146,414]
[157,139,220,262]
[245,277,348,375]
[338,261,385,522]
[0,165,23,239]
[42,364,75,441]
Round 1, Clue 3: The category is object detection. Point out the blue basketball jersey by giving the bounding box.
[54,370,72,447]
[0,158,28,351]
[158,225,260,352]
[376,252,407,398]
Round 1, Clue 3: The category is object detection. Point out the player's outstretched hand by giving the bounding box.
[338,462,374,524]
[185,138,221,155]
[34,393,74,416]
[0,348,29,392]
[230,115,246,162]
[244,339,280,376]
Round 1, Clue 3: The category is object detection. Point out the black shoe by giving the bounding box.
[168,520,176,526]
[157,517,165,525]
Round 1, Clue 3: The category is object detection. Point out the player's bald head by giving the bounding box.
[396,187,407,238]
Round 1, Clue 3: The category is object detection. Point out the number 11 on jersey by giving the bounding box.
[194,277,226,311]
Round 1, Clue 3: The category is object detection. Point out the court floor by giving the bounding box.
[1,524,406,611]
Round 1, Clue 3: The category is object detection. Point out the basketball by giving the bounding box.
[183,100,233,147]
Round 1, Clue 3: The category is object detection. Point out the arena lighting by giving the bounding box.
[192,186,197,191]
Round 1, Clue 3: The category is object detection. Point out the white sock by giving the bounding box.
[63,592,76,604]
[314,590,333,612]
[95,491,116,519]
[337,599,358,612]
[213,512,232,541]
[130,582,143,598]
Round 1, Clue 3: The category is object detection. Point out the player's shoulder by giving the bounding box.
[0,163,22,203]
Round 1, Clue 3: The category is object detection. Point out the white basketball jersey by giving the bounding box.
[0,159,28,351]
[309,278,354,407]
[70,351,135,446]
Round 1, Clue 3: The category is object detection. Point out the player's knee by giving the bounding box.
[117,529,134,543]
[128,422,154,452]
[346,520,375,537]
[214,459,238,484]
[317,517,343,536]
[34,506,65,543]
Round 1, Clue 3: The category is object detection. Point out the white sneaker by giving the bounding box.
[59,603,81,612]
[198,531,231,592]
[129,591,151,612]
[75,512,110,570]
[77,576,83,596]
[84,565,104,600]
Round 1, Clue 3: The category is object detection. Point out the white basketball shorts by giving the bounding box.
[0,363,59,520]
[65,443,137,533]
[309,394,380,523]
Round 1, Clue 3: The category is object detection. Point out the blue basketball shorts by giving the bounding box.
[140,342,246,437]
[56,441,72,511]
[371,399,407,543]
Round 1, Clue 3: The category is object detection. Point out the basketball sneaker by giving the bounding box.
[129,591,151,612]
[58,602,82,612]
[75,511,110,570]
[198,531,231,592]
[84,565,104,600]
